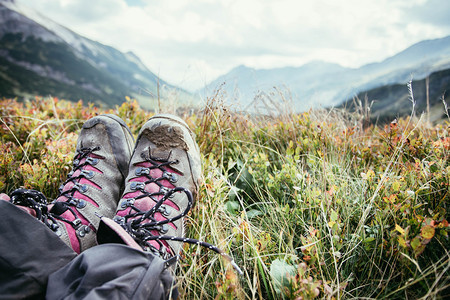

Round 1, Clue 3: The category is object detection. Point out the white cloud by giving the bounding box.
[23,0,450,91]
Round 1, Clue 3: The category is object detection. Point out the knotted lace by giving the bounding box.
[115,155,243,275]
[10,188,59,231]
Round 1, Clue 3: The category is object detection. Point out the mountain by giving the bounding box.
[341,67,450,123]
[202,36,450,113]
[202,61,350,111]
[0,0,183,107]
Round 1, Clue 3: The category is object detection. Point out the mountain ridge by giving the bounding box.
[0,0,185,107]
[202,35,450,113]
[1,0,449,116]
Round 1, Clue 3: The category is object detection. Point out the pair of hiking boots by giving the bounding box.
[12,114,201,261]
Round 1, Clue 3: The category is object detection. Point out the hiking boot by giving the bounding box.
[98,114,201,260]
[47,114,134,253]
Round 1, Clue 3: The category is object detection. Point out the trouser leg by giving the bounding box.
[0,201,77,299]
[46,244,179,300]
[0,200,177,300]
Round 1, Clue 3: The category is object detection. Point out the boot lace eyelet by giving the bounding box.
[135,167,150,176]
[113,215,125,225]
[120,198,135,209]
[163,172,178,183]
[68,198,78,206]
[77,225,91,237]
[77,199,87,209]
[86,157,99,165]
[50,223,60,232]
[74,183,88,193]
[54,227,62,236]
[157,224,169,234]
[72,218,82,229]
[159,186,175,198]
[81,170,95,179]
[158,204,172,217]
[130,182,145,191]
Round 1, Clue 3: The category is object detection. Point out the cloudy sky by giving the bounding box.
[24,0,450,91]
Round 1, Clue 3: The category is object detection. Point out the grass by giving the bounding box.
[0,94,449,299]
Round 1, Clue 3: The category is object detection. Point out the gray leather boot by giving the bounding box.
[48,114,134,253]
[111,114,201,258]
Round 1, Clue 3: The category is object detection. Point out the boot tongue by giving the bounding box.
[97,217,143,251]
[148,147,170,161]
[148,147,183,175]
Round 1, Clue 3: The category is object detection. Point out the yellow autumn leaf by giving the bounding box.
[392,181,401,192]
[420,225,435,240]
[398,236,408,248]
[395,224,405,235]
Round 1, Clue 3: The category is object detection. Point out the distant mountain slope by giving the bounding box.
[341,67,450,123]
[0,0,182,106]
[202,61,350,111]
[202,36,450,112]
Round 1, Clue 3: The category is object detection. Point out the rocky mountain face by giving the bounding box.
[0,0,180,107]
[202,36,450,114]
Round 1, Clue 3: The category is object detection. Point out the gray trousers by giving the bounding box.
[0,201,178,300]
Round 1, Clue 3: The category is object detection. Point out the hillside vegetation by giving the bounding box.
[0,95,449,299]
[343,68,450,124]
